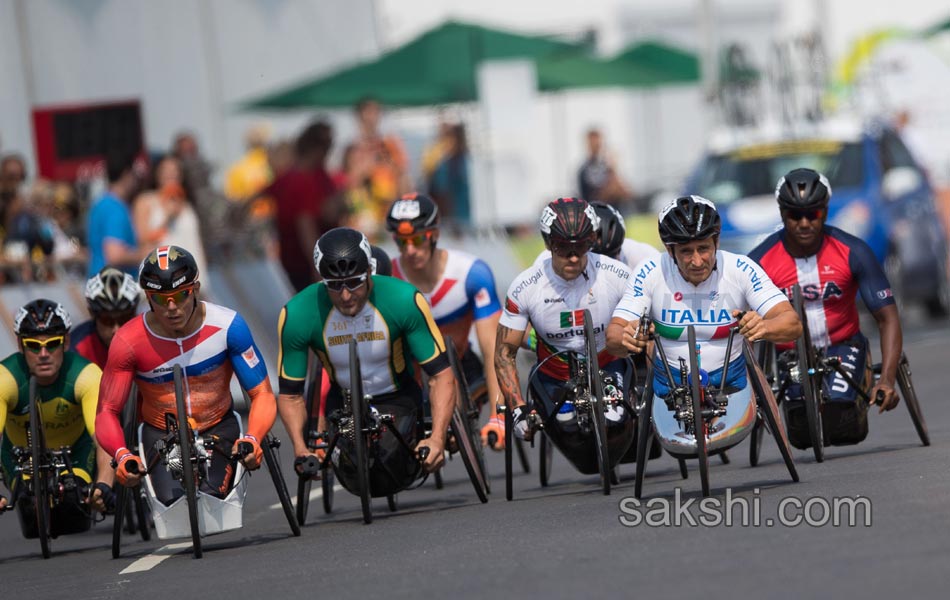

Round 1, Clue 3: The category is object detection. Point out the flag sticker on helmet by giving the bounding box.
[156,246,170,270]
[242,346,260,368]
[391,199,421,220]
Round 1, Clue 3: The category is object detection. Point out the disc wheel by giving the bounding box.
[173,365,202,558]
[29,377,52,559]
[348,340,372,525]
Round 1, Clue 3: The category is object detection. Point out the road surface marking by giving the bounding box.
[268,483,343,510]
[119,542,192,574]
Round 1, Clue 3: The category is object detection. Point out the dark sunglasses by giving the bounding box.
[550,239,594,258]
[393,230,434,249]
[21,336,65,353]
[97,312,136,327]
[784,208,826,222]
[325,274,368,292]
[147,285,195,308]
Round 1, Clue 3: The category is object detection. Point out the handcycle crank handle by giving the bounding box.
[417,447,431,463]
[873,389,886,404]
[230,441,254,461]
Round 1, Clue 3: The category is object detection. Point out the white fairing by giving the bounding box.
[138,412,247,540]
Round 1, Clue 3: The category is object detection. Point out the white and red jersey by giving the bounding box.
[618,238,661,272]
[749,226,895,348]
[613,250,787,370]
[96,302,275,459]
[501,253,631,380]
[392,248,501,356]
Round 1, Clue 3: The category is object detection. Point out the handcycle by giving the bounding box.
[751,284,929,465]
[112,385,152,558]
[632,319,799,498]
[1,377,93,559]
[115,364,299,559]
[308,339,488,525]
[295,358,335,525]
[502,309,633,499]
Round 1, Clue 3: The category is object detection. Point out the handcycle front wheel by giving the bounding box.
[29,377,52,559]
[445,338,489,504]
[173,365,202,558]
[687,326,710,497]
[792,284,824,462]
[348,339,373,525]
[896,353,930,446]
[582,309,610,496]
[539,432,554,487]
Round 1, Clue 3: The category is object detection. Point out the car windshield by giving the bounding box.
[694,140,864,205]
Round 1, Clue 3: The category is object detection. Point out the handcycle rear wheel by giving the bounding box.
[348,340,373,525]
[504,403,513,501]
[743,341,799,483]
[296,358,323,525]
[173,365,202,558]
[322,467,335,513]
[582,309,610,496]
[793,284,824,462]
[687,327,710,497]
[896,353,929,446]
[749,414,765,467]
[445,339,489,503]
[29,377,52,559]
[262,435,301,536]
[633,373,654,499]
[113,386,150,558]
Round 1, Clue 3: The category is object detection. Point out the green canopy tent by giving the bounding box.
[535,52,678,91]
[241,20,586,109]
[608,40,701,85]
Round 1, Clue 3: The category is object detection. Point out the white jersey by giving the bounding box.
[617,238,661,272]
[501,253,631,380]
[612,250,786,369]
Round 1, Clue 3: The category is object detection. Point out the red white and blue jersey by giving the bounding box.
[70,319,109,369]
[392,249,501,356]
[95,302,271,458]
[748,225,895,348]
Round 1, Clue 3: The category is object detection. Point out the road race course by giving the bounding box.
[1,312,946,599]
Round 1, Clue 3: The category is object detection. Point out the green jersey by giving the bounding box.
[0,351,101,482]
[278,276,449,396]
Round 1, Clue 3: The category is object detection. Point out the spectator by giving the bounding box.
[263,121,336,291]
[421,117,453,183]
[132,156,209,279]
[85,149,149,277]
[577,128,633,209]
[429,123,471,227]
[337,143,380,239]
[224,124,273,201]
[170,130,229,260]
[345,97,410,228]
[1,154,27,240]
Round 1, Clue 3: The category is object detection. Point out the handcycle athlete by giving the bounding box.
[95,245,277,534]
[277,228,455,513]
[0,300,114,549]
[606,196,802,494]
[496,198,636,493]
[385,193,504,450]
[749,168,908,452]
[71,267,142,369]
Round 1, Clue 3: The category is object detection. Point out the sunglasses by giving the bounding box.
[784,208,825,222]
[393,231,434,249]
[325,273,368,292]
[147,286,195,308]
[550,239,594,258]
[21,336,65,353]
[97,312,136,327]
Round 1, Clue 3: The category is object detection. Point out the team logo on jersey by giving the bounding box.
[505,297,520,314]
[785,282,844,301]
[673,291,683,302]
[559,310,585,327]
[877,288,893,300]
[474,288,491,308]
[822,264,835,275]
[55,398,70,417]
[242,347,260,368]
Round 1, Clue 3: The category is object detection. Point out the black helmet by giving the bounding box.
[14,299,72,337]
[139,245,200,292]
[775,168,831,210]
[539,197,600,245]
[658,195,722,246]
[314,228,373,279]
[589,201,626,257]
[85,267,141,314]
[385,193,440,236]
[371,245,392,276]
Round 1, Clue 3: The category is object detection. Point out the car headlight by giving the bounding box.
[831,201,871,240]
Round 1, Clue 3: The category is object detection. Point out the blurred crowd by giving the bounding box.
[0,96,636,291]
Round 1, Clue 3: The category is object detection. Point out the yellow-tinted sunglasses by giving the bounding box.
[147,285,195,308]
[21,336,65,353]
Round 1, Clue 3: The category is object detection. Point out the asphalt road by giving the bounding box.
[2,314,948,599]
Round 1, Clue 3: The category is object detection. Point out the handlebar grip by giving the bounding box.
[125,460,140,475]
[418,447,431,462]
[875,389,886,403]
[233,441,254,460]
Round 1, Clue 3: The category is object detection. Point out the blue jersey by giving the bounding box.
[86,192,137,277]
